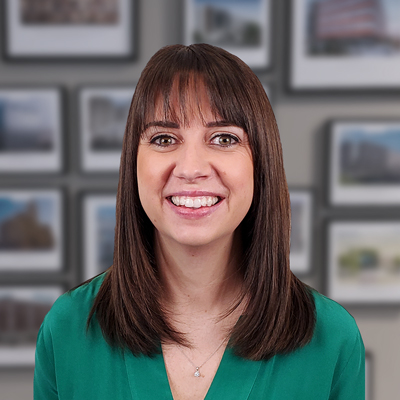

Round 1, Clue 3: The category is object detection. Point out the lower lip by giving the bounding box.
[165,198,224,219]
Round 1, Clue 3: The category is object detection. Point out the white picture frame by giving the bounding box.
[0,285,63,367]
[329,121,400,206]
[289,0,400,90]
[3,0,135,60]
[82,193,116,280]
[79,86,134,172]
[184,0,272,69]
[289,189,313,274]
[327,220,400,304]
[0,189,63,272]
[0,87,63,173]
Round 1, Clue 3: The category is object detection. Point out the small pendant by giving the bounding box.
[194,367,200,377]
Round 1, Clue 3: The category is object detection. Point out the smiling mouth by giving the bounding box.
[168,196,221,208]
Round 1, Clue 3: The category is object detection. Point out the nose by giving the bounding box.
[173,142,212,182]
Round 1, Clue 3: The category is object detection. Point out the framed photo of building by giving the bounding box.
[327,220,400,305]
[184,0,272,69]
[82,192,116,280]
[3,0,136,61]
[328,121,400,206]
[0,87,63,173]
[0,285,63,366]
[0,189,63,272]
[289,188,313,274]
[289,0,400,91]
[79,86,134,172]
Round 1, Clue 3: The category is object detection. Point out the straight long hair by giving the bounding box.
[88,44,315,360]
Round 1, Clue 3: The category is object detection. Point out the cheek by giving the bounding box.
[136,149,173,204]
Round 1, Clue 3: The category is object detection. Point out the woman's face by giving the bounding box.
[136,84,254,249]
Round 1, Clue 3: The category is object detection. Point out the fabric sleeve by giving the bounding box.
[34,318,59,400]
[329,330,365,400]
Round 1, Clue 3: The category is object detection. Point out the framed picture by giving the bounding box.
[184,0,272,69]
[289,189,313,274]
[0,285,63,366]
[0,189,63,272]
[79,86,134,172]
[3,0,136,61]
[327,220,400,304]
[289,0,400,91]
[82,192,116,280]
[328,121,400,206]
[0,87,63,173]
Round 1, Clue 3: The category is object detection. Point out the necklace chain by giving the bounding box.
[178,339,227,377]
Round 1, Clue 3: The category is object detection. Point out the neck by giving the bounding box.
[156,232,244,316]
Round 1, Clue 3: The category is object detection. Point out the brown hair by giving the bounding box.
[88,44,315,360]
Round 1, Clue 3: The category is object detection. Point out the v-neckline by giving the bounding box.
[124,344,262,399]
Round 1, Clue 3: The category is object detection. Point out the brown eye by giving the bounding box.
[219,136,232,145]
[211,133,239,147]
[151,135,176,147]
[160,137,172,146]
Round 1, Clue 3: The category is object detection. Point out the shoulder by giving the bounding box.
[310,289,362,353]
[43,273,107,331]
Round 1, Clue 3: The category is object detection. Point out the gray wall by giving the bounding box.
[1,0,399,399]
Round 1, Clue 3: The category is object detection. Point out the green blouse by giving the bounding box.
[34,274,365,399]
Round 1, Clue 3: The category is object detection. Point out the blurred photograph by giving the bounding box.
[20,0,119,25]
[329,121,400,205]
[328,221,400,303]
[4,0,134,59]
[80,87,134,172]
[0,190,63,271]
[290,0,400,89]
[289,189,313,274]
[0,88,62,173]
[83,193,116,280]
[185,0,271,68]
[307,0,400,57]
[0,286,62,366]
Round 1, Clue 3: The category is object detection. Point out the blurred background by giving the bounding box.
[1,0,400,398]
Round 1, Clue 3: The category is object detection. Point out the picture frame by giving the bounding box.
[0,284,63,367]
[0,189,64,272]
[288,0,400,91]
[79,86,135,173]
[184,0,272,70]
[289,188,313,275]
[0,87,64,174]
[2,0,136,61]
[326,219,400,305]
[81,192,116,281]
[327,120,400,206]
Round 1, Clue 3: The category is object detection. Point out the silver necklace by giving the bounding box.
[178,339,227,377]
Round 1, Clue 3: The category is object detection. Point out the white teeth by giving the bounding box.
[170,196,219,208]
[186,198,194,208]
[193,198,202,208]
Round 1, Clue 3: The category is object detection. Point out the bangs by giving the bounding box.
[132,44,267,136]
[147,73,221,129]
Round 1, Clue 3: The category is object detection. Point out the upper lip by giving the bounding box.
[165,191,225,198]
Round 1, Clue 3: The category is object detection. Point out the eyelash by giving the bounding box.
[149,133,240,148]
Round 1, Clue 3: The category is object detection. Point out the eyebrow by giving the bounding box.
[143,120,239,131]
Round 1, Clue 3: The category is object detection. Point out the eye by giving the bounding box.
[210,133,239,147]
[150,135,177,147]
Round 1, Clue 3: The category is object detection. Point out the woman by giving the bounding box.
[34,44,364,399]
